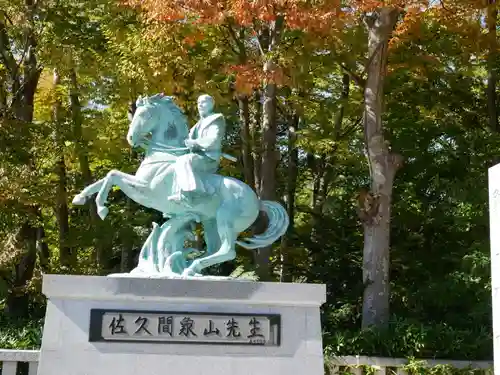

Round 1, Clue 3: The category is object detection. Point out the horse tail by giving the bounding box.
[236,201,289,250]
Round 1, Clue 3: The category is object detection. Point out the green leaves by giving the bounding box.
[0,0,497,359]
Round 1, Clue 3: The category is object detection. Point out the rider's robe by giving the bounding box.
[172,113,226,196]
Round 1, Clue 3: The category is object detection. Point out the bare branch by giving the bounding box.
[340,64,366,88]
[439,0,452,12]
[14,35,31,75]
[0,20,18,76]
[10,64,43,105]
[0,10,14,26]
[270,14,284,51]
[220,26,241,56]
[251,20,266,56]
[224,22,247,61]
[340,116,363,139]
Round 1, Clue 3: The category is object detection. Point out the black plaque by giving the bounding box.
[89,309,281,346]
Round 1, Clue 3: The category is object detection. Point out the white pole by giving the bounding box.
[488,164,500,375]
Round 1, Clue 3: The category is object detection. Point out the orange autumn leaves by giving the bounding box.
[123,0,348,94]
[226,64,288,95]
[125,0,344,29]
[123,0,497,94]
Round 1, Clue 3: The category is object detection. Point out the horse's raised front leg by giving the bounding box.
[72,179,106,205]
[95,170,148,220]
[182,206,237,277]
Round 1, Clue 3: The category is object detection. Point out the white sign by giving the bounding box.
[89,309,280,346]
[489,164,500,375]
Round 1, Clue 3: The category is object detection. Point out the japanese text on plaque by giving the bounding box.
[89,310,280,346]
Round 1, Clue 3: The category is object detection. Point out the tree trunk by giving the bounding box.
[69,69,109,267]
[487,0,498,132]
[279,113,299,282]
[69,70,93,185]
[254,82,278,280]
[36,224,51,273]
[120,96,140,272]
[309,154,332,260]
[259,82,278,201]
[252,90,262,192]
[238,95,255,188]
[0,70,6,116]
[52,69,72,269]
[1,1,43,316]
[4,220,37,317]
[308,154,322,211]
[308,73,349,263]
[311,73,349,243]
[361,8,403,329]
[254,17,284,281]
[335,74,350,137]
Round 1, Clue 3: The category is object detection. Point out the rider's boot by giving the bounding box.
[167,192,182,202]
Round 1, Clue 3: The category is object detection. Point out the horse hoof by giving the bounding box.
[182,268,195,278]
[97,206,109,220]
[72,194,87,205]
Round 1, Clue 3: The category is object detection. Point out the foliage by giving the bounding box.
[0,0,498,363]
[324,317,492,360]
[0,316,43,350]
[325,358,492,375]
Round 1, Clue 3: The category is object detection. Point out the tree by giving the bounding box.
[0,0,47,316]
[124,0,345,279]
[359,6,403,328]
[334,0,497,328]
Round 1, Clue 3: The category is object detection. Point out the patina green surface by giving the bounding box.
[72,93,289,278]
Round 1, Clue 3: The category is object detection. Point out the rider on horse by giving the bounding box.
[72,92,288,277]
[168,94,226,207]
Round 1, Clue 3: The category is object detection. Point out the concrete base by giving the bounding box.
[37,274,326,375]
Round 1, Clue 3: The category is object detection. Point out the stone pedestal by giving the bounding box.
[37,275,326,375]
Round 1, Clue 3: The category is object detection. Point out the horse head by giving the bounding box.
[127,93,189,148]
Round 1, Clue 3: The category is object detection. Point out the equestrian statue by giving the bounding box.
[72,93,289,278]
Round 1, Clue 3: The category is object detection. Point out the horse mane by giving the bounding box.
[136,93,189,131]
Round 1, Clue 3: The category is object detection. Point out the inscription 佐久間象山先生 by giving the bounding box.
[89,309,280,346]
